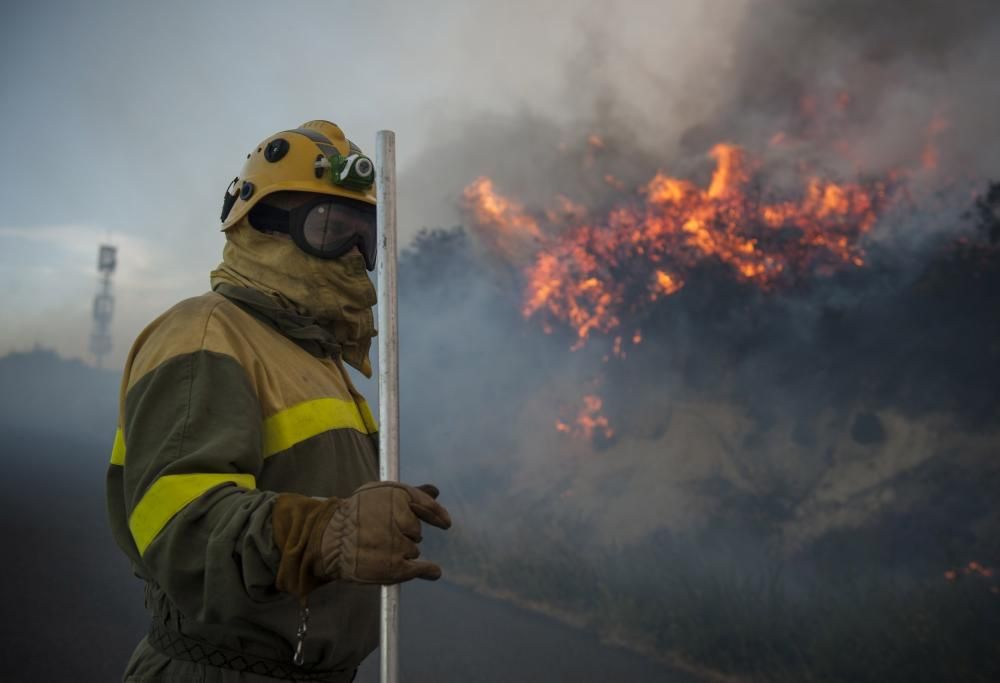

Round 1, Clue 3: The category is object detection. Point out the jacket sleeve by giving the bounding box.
[116,344,284,623]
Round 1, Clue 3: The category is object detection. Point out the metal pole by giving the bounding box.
[375,129,400,683]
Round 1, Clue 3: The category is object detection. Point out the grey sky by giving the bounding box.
[0,0,744,364]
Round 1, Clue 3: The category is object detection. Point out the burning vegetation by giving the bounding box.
[465,141,893,347]
[460,115,960,438]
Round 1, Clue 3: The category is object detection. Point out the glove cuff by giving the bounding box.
[271,493,343,600]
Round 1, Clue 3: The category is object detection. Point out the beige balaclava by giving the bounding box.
[210,217,377,376]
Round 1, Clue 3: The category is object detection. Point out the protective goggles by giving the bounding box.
[249,195,377,270]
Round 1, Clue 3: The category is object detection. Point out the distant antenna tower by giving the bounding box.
[90,244,117,368]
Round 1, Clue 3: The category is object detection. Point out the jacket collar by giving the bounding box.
[213,282,341,359]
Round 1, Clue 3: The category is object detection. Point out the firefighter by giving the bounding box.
[106,120,451,682]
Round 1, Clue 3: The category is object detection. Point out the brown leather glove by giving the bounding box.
[272,482,451,599]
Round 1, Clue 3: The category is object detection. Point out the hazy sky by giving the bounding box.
[0,0,745,365]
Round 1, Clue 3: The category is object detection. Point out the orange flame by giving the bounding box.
[943,561,997,589]
[556,394,614,440]
[463,143,890,346]
[462,176,543,264]
[651,270,684,300]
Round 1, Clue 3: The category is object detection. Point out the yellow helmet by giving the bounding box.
[220,120,376,231]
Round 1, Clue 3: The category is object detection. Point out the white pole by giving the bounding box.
[375,129,400,683]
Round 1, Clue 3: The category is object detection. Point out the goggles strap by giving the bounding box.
[248,202,291,234]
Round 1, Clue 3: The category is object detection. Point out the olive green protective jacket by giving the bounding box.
[106,289,380,682]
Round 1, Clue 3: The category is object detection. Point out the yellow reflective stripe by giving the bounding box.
[110,428,126,466]
[129,473,256,555]
[358,400,378,434]
[262,397,373,458]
